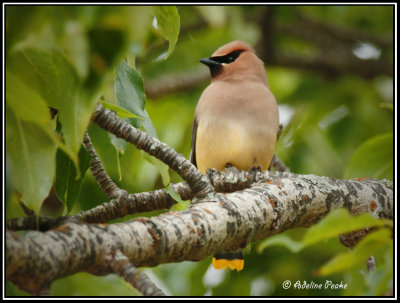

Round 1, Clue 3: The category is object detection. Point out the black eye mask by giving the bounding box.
[209,49,244,64]
[200,50,244,76]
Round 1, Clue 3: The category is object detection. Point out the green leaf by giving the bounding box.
[101,100,144,120]
[106,60,147,155]
[257,234,305,254]
[303,208,390,246]
[140,110,171,187]
[85,27,127,94]
[114,146,123,182]
[344,132,393,181]
[108,59,171,185]
[6,48,77,110]
[365,266,393,296]
[6,68,78,165]
[258,208,391,253]
[55,145,91,213]
[7,47,96,160]
[364,249,393,295]
[6,105,57,214]
[5,68,53,127]
[110,134,129,156]
[141,110,158,139]
[142,152,170,187]
[114,60,146,127]
[166,185,189,207]
[154,6,180,60]
[316,229,392,276]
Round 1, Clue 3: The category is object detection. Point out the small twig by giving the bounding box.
[296,12,393,49]
[145,67,209,100]
[75,182,191,224]
[271,154,290,172]
[18,200,36,217]
[91,103,214,200]
[257,8,392,79]
[110,250,165,296]
[83,132,126,200]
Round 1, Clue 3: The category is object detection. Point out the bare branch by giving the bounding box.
[295,12,393,49]
[91,103,214,200]
[18,199,36,217]
[110,250,165,296]
[271,154,290,172]
[145,67,209,100]
[83,132,127,200]
[74,184,187,224]
[258,8,393,79]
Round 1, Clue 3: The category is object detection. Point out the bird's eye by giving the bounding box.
[210,50,244,64]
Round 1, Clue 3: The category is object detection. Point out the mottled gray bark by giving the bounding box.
[110,250,165,296]
[6,174,393,295]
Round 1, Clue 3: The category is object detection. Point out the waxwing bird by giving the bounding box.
[190,40,279,271]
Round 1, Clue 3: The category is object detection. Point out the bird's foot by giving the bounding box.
[206,168,219,184]
[223,163,241,174]
[249,166,261,181]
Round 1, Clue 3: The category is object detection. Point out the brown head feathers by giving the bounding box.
[200,40,268,85]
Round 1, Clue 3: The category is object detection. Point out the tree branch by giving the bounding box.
[91,103,214,200]
[6,174,393,295]
[109,250,165,296]
[5,169,295,230]
[74,182,190,224]
[83,132,127,200]
[145,67,209,100]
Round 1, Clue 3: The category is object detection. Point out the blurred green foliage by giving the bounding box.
[5,5,393,297]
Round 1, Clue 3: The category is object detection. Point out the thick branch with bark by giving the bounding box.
[5,169,293,230]
[6,82,393,296]
[6,174,393,295]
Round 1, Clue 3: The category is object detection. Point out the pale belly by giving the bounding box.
[195,119,276,174]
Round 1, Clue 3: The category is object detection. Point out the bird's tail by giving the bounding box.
[212,251,244,271]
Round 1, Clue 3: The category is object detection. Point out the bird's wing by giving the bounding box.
[189,117,198,167]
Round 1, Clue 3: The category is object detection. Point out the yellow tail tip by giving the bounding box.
[212,258,244,271]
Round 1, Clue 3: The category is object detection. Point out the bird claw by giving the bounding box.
[222,164,241,174]
[249,166,261,180]
[249,166,261,173]
[206,168,219,180]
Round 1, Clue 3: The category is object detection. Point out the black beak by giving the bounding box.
[199,57,220,67]
[200,57,222,76]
